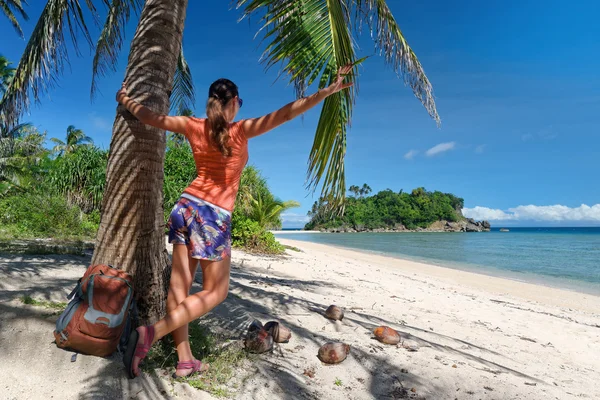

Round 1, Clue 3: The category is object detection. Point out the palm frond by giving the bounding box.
[0,55,16,93]
[351,0,439,124]
[0,0,29,38]
[90,0,142,99]
[78,134,94,145]
[170,46,196,115]
[237,0,357,211]
[0,0,95,126]
[0,122,32,139]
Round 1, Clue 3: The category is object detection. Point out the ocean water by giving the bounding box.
[275,228,600,295]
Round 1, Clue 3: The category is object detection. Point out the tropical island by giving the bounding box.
[305,185,491,233]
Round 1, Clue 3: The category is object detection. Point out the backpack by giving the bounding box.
[54,264,137,357]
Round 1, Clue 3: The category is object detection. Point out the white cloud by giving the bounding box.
[281,213,310,223]
[463,204,600,222]
[89,113,111,130]
[521,127,557,142]
[475,144,486,154]
[404,150,418,160]
[426,142,455,157]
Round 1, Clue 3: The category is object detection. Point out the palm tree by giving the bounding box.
[236,165,271,214]
[248,192,300,230]
[50,125,93,156]
[0,0,29,38]
[0,124,46,194]
[0,0,438,322]
[0,55,15,95]
[359,183,372,198]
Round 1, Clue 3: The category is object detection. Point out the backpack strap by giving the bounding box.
[67,278,83,301]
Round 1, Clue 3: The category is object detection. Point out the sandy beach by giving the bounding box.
[1,238,599,399]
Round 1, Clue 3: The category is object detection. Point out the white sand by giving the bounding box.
[1,239,599,399]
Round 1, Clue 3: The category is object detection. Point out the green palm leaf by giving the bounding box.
[351,0,439,124]
[0,121,31,139]
[0,0,95,125]
[91,0,143,99]
[66,125,93,146]
[50,136,66,156]
[237,0,357,210]
[170,47,196,115]
[0,0,29,38]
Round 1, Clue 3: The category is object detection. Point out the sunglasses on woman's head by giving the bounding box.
[237,97,243,108]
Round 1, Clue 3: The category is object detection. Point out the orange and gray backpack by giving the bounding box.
[54,264,137,357]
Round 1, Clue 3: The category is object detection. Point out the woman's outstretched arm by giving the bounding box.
[116,83,189,135]
[242,65,354,139]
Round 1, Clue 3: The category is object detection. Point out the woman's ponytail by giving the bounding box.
[206,96,231,157]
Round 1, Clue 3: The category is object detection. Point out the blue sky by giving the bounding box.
[2,1,599,227]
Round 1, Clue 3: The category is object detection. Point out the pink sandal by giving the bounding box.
[173,359,209,378]
[123,325,155,379]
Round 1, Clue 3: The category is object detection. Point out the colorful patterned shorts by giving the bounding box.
[167,195,232,261]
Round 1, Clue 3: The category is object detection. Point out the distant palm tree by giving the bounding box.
[349,185,360,197]
[0,0,29,38]
[248,192,300,230]
[359,183,372,198]
[50,125,93,156]
[0,124,46,193]
[0,55,15,95]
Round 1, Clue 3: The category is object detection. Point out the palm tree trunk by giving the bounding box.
[92,0,188,324]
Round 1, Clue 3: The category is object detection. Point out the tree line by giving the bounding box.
[306,186,465,231]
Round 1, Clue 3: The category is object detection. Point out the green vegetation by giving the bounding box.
[283,244,302,252]
[231,167,299,254]
[306,186,465,231]
[144,323,250,398]
[48,146,107,213]
[21,295,68,311]
[0,192,99,238]
[334,378,343,386]
[0,119,102,240]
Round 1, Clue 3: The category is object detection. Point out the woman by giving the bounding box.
[118,65,353,379]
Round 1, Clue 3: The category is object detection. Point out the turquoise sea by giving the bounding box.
[275,228,600,295]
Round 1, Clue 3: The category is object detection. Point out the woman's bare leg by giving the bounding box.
[167,244,199,367]
[131,256,230,375]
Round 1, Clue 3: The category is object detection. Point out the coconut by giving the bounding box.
[248,319,264,332]
[373,325,401,345]
[317,342,350,364]
[244,321,273,353]
[264,321,292,343]
[324,305,344,321]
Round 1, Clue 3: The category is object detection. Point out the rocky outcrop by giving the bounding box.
[320,219,491,233]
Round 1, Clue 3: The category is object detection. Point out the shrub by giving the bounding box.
[0,192,98,239]
[231,213,284,254]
